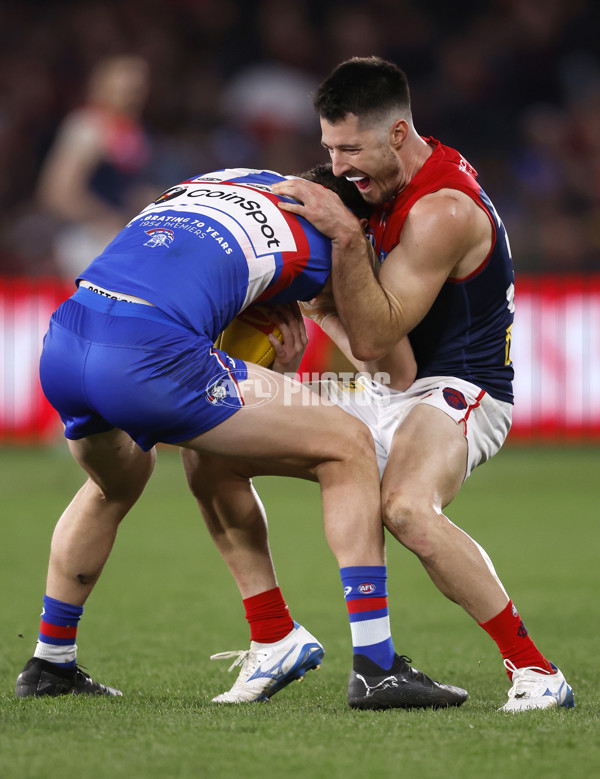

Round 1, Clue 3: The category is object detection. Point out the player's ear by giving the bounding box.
[390,119,408,150]
[359,217,369,232]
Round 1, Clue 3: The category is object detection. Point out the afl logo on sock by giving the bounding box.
[358,583,375,594]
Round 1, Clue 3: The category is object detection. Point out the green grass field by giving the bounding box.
[1,443,599,778]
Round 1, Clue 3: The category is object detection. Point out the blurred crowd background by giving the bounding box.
[0,0,599,278]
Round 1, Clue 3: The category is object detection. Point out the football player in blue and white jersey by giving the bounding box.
[16,165,467,710]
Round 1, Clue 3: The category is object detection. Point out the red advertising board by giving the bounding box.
[0,277,72,443]
[1,275,600,443]
[511,275,600,441]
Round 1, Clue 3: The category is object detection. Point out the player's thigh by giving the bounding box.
[382,403,468,510]
[179,369,374,471]
[180,449,317,493]
[68,428,156,500]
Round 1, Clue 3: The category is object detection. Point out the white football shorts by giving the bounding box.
[315,375,512,480]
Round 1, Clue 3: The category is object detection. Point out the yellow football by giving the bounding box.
[216,305,283,367]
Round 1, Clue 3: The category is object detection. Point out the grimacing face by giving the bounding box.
[320,114,403,206]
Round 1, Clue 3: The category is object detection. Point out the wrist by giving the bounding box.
[331,224,366,253]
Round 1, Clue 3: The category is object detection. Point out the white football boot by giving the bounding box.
[210,622,324,703]
[500,659,574,712]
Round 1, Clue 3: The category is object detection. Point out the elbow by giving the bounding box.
[350,337,390,363]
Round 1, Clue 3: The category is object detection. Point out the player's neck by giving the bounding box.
[401,131,434,185]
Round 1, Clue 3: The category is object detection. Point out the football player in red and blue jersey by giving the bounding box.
[271,57,574,712]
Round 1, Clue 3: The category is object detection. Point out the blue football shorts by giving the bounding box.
[39,286,249,451]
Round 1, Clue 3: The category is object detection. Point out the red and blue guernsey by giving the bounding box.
[79,168,332,341]
[368,138,515,405]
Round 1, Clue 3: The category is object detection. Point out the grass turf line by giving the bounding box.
[1,444,599,778]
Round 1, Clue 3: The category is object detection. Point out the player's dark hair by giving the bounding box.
[313,56,410,124]
[298,163,372,222]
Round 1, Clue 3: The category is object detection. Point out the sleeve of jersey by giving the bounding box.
[255,217,332,305]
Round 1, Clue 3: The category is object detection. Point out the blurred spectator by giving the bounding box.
[217,0,321,174]
[0,0,598,275]
[35,55,154,277]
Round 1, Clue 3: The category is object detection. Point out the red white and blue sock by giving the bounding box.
[33,595,83,668]
[340,565,395,670]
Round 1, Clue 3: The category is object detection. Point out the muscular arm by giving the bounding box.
[273,178,485,362]
[300,269,417,390]
[319,313,367,372]
[318,314,417,390]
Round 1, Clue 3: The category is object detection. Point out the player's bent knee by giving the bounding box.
[180,449,249,502]
[310,414,376,469]
[120,447,156,501]
[91,477,145,510]
[310,422,377,485]
[92,448,155,508]
[382,490,437,557]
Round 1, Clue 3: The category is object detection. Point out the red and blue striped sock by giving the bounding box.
[33,595,83,668]
[340,565,395,670]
